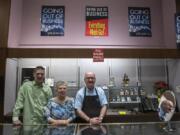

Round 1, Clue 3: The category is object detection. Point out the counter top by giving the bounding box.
[4,112,180,123]
[1,121,180,135]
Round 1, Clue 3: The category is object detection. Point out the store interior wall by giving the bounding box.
[4,58,173,115]
[167,59,180,110]
[140,59,167,95]
[4,59,18,115]
[8,0,176,48]
[161,0,176,48]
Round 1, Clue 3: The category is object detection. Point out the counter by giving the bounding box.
[4,112,180,123]
[1,121,180,135]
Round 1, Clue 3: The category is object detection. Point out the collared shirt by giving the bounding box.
[13,81,53,125]
[74,87,108,110]
[44,97,76,122]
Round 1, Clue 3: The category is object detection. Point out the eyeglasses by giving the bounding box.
[85,77,95,80]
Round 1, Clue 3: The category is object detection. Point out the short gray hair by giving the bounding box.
[56,81,67,89]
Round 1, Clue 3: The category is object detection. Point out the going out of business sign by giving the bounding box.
[41,6,65,36]
[128,7,151,37]
[175,13,180,49]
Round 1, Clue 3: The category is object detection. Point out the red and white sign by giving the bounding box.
[93,49,104,62]
[86,7,108,36]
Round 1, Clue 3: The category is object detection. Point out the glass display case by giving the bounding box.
[1,122,180,135]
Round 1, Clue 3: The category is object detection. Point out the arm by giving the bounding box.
[67,98,76,123]
[89,105,107,125]
[44,100,60,125]
[99,105,107,121]
[44,100,69,126]
[45,98,76,126]
[76,109,91,122]
[76,103,107,125]
[98,88,108,121]
[75,90,90,122]
[48,119,69,126]
[12,86,25,125]
[76,109,101,125]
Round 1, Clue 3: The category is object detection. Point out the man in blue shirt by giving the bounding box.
[75,72,107,125]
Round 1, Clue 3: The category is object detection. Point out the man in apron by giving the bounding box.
[75,72,108,125]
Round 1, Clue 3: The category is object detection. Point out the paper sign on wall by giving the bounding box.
[86,6,108,36]
[175,13,180,49]
[93,49,104,62]
[128,7,151,37]
[41,6,65,36]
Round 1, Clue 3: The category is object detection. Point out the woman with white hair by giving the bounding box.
[44,81,75,125]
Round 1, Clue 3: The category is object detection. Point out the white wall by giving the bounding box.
[140,59,167,94]
[110,59,138,88]
[8,0,176,48]
[167,59,180,110]
[8,0,23,47]
[50,58,78,86]
[161,0,176,48]
[4,59,18,115]
[78,59,109,87]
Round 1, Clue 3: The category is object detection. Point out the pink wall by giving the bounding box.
[8,0,176,48]
[161,0,176,48]
[8,0,23,47]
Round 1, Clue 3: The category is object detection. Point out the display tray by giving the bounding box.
[109,101,141,104]
[1,122,180,135]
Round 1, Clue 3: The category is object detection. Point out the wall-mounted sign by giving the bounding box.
[93,49,104,62]
[175,13,180,49]
[128,7,151,37]
[86,6,108,36]
[41,6,65,36]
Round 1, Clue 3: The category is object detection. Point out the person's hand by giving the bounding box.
[99,116,103,123]
[89,117,101,125]
[13,120,22,126]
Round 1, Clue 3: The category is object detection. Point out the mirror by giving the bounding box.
[158,90,176,132]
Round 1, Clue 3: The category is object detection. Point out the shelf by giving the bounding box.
[109,101,141,104]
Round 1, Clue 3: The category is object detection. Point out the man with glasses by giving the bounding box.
[75,72,107,125]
